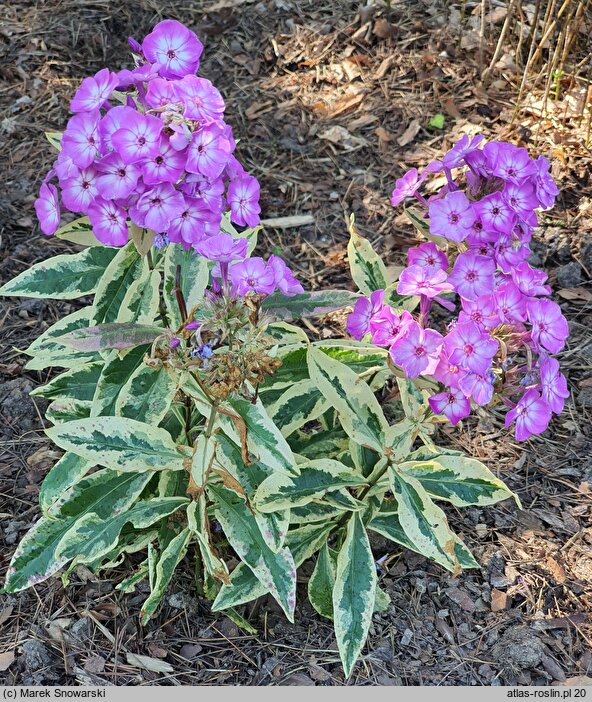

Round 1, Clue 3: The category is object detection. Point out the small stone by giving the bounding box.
[179,643,203,659]
[400,628,413,646]
[84,655,106,674]
[21,639,53,671]
[491,627,544,670]
[167,592,198,612]
[578,388,592,408]
[70,618,91,642]
[309,664,331,682]
[446,586,476,612]
[556,261,583,288]
[283,672,315,685]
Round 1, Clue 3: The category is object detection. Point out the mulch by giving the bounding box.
[0,0,591,686]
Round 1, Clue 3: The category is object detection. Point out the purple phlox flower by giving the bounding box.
[227,175,261,228]
[88,197,129,247]
[230,257,276,296]
[369,307,413,347]
[464,147,493,178]
[531,156,559,209]
[397,264,453,299]
[391,168,427,207]
[447,251,496,301]
[458,370,495,406]
[140,135,186,184]
[224,154,247,181]
[433,349,466,388]
[475,192,517,234]
[114,64,159,89]
[466,211,498,246]
[145,77,178,108]
[502,180,539,222]
[168,122,193,151]
[142,20,204,79]
[111,109,163,164]
[442,134,484,169]
[539,355,569,414]
[35,184,60,236]
[98,105,128,153]
[494,232,530,273]
[267,255,304,297]
[494,281,527,323]
[61,111,101,168]
[185,320,200,331]
[54,150,79,182]
[445,321,499,374]
[128,36,142,54]
[176,75,225,121]
[129,182,185,231]
[195,233,248,262]
[61,166,99,214]
[96,152,140,200]
[458,294,500,329]
[484,141,536,184]
[186,124,233,179]
[429,388,471,425]
[180,174,224,210]
[471,242,496,260]
[407,242,449,271]
[428,190,474,242]
[345,290,385,340]
[389,321,443,378]
[511,261,552,297]
[170,337,181,349]
[504,389,552,441]
[167,197,220,246]
[70,68,119,113]
[527,298,569,354]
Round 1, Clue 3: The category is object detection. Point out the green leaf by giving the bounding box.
[261,290,360,321]
[255,459,366,512]
[91,243,147,325]
[54,216,101,247]
[333,513,376,677]
[118,269,160,323]
[46,417,188,472]
[56,497,188,565]
[308,543,337,619]
[428,113,445,129]
[3,470,151,592]
[46,399,92,424]
[0,247,118,299]
[141,527,191,624]
[307,346,388,452]
[58,322,162,352]
[212,522,333,611]
[163,246,209,328]
[288,427,349,461]
[91,346,148,417]
[39,453,91,516]
[388,469,459,573]
[187,501,229,584]
[31,362,104,402]
[189,433,216,494]
[347,215,388,295]
[402,456,515,507]
[209,484,297,621]
[116,364,179,424]
[45,130,63,150]
[266,322,309,345]
[268,380,330,436]
[290,501,349,524]
[227,396,299,476]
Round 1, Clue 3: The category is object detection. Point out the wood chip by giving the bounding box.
[491,588,508,612]
[126,652,173,674]
[397,119,421,146]
[0,651,15,671]
[261,215,315,229]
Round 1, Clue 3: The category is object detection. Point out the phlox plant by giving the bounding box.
[0,20,568,678]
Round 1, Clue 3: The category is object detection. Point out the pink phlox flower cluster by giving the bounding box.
[348,135,568,439]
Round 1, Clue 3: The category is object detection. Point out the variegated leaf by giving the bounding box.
[54,216,101,247]
[187,501,230,584]
[402,456,515,507]
[91,242,147,325]
[333,513,376,677]
[288,427,349,461]
[189,433,216,494]
[46,417,188,472]
[39,453,91,516]
[388,468,459,572]
[269,379,330,436]
[212,522,333,611]
[0,247,118,299]
[140,527,191,624]
[46,399,92,424]
[255,459,366,513]
[91,346,148,417]
[129,224,155,257]
[163,245,209,328]
[58,323,162,352]
[308,543,337,619]
[266,322,309,345]
[116,364,178,424]
[307,346,388,452]
[261,290,360,321]
[209,484,297,621]
[45,130,63,150]
[3,470,151,592]
[289,500,349,524]
[118,269,160,323]
[31,362,104,402]
[347,215,388,295]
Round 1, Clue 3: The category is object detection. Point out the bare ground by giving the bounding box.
[0,0,591,686]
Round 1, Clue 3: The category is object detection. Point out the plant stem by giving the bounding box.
[147,249,171,330]
[205,402,219,439]
[174,264,189,323]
